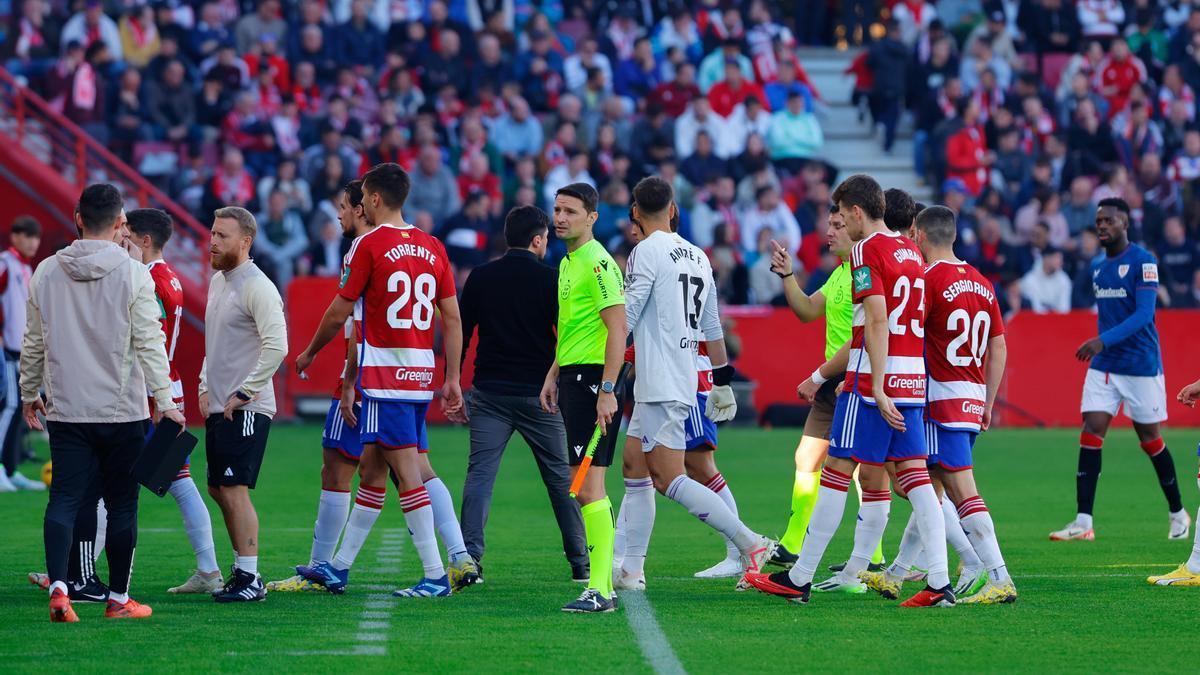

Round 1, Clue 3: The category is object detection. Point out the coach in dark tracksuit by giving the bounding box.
[22,184,184,620]
[458,205,588,581]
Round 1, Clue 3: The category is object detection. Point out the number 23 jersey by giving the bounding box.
[846,230,926,406]
[338,223,456,402]
[624,230,722,406]
[923,260,1004,431]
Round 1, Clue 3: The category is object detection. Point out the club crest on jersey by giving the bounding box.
[853,267,873,292]
[1118,264,1129,278]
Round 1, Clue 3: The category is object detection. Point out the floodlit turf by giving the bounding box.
[2,425,1200,672]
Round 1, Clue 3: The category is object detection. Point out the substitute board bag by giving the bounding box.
[131,419,198,497]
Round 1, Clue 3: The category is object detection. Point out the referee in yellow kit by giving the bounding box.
[539,183,627,614]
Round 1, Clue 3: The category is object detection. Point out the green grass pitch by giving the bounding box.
[2,425,1200,673]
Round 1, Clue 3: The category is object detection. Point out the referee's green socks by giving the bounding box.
[780,471,884,565]
[581,498,615,597]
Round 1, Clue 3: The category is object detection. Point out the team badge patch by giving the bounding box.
[1118,264,1129,278]
[853,267,873,293]
[1142,263,1158,282]
[339,266,350,288]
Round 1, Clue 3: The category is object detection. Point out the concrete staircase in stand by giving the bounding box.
[798,47,932,203]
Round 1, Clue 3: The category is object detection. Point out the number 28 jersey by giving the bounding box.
[924,260,1004,432]
[624,230,722,406]
[338,223,456,402]
[845,230,926,407]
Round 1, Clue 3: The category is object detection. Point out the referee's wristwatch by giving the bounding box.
[600,381,616,394]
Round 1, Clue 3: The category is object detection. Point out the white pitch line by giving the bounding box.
[621,591,687,675]
[347,528,406,656]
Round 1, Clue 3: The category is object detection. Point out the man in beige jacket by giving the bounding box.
[197,206,287,603]
[21,183,185,623]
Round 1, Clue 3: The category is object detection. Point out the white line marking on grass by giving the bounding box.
[345,528,406,656]
[621,591,687,675]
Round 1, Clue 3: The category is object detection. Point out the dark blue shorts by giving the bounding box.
[322,398,363,460]
[685,392,719,451]
[360,398,429,452]
[924,421,976,471]
[827,393,927,465]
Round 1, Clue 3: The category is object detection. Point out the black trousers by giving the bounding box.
[44,420,147,594]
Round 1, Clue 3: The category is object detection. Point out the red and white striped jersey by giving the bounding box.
[923,260,1004,431]
[338,223,456,402]
[147,260,184,406]
[844,231,926,407]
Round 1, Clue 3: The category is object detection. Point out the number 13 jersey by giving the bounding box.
[625,230,723,406]
[339,223,456,402]
[846,230,927,407]
[923,259,1004,431]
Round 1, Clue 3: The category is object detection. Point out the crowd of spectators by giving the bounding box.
[4,1,1200,313]
[882,0,1200,314]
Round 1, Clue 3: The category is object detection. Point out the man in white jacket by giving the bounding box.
[22,183,184,622]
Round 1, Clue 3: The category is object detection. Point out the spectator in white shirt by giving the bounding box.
[1020,247,1073,313]
[564,36,613,93]
[543,151,596,208]
[739,185,800,254]
[675,96,735,159]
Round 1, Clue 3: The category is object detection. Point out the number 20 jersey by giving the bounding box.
[845,230,926,407]
[624,230,722,406]
[338,223,456,402]
[923,260,1004,432]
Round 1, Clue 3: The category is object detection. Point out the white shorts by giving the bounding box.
[628,401,691,451]
[1080,369,1168,424]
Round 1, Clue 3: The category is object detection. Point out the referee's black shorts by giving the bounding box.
[206,410,271,488]
[558,364,625,468]
[803,374,846,440]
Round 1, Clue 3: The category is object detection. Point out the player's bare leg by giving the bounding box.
[942,469,1016,603]
[644,445,774,588]
[416,453,477,589]
[614,438,652,590]
[686,449,744,577]
[208,484,260,597]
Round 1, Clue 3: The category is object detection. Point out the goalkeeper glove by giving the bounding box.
[705,363,737,422]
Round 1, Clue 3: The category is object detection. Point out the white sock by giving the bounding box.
[942,496,983,570]
[236,555,258,575]
[621,477,656,575]
[613,493,628,567]
[1076,512,1093,529]
[704,473,741,559]
[424,477,469,563]
[310,489,352,566]
[665,474,756,551]
[94,499,108,559]
[401,487,445,579]
[788,467,852,586]
[957,496,1010,583]
[49,580,68,596]
[843,490,890,579]
[109,590,129,604]
[169,477,219,574]
[1188,504,1200,575]
[331,485,385,570]
[888,511,924,576]
[898,467,949,589]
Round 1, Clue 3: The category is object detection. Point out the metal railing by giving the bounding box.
[0,67,210,306]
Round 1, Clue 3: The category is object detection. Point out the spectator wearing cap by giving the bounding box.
[765,90,823,175]
[236,0,287,55]
[698,39,754,94]
[1020,247,1072,313]
[708,58,769,118]
[408,145,464,227]
[61,1,122,62]
[648,62,701,118]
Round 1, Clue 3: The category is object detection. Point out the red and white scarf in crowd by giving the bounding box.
[72,62,97,112]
